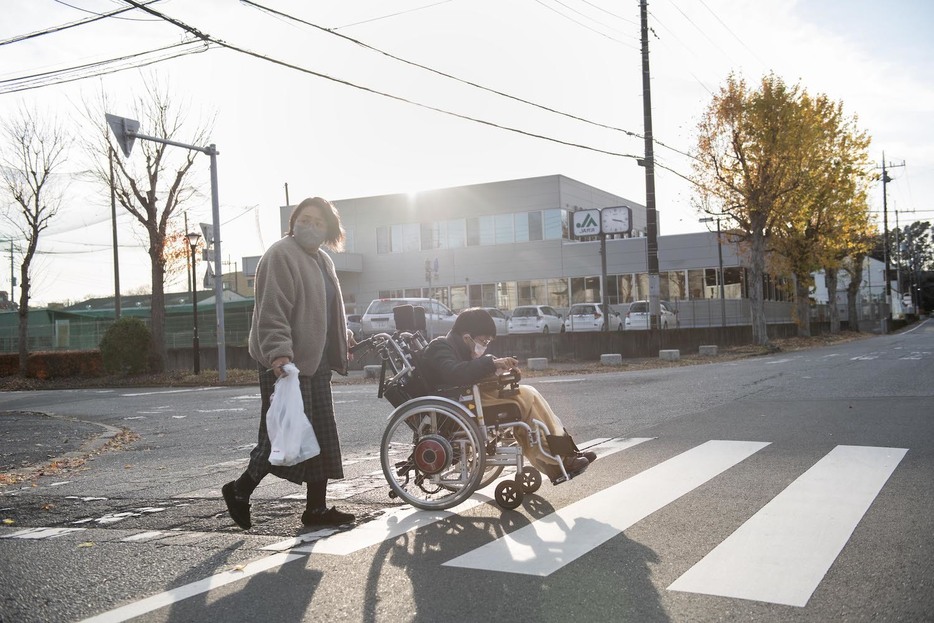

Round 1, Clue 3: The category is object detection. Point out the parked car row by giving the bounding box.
[353,299,680,339]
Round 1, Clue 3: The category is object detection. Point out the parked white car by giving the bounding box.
[481,308,510,336]
[624,300,679,330]
[507,305,564,334]
[361,298,457,338]
[563,303,622,332]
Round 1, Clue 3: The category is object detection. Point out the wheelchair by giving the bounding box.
[351,305,574,511]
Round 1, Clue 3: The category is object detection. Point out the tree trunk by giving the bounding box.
[846,255,865,332]
[149,248,167,373]
[794,272,812,337]
[825,268,840,333]
[17,262,29,377]
[749,230,770,345]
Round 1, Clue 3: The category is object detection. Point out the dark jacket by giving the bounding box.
[420,332,497,389]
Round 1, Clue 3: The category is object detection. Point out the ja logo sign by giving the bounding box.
[573,209,601,237]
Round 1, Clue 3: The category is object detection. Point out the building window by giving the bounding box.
[514,213,529,242]
[494,213,514,244]
[446,219,465,248]
[543,209,567,240]
[421,222,438,251]
[247,279,254,289]
[466,217,480,246]
[377,226,390,254]
[529,211,543,241]
[479,215,495,246]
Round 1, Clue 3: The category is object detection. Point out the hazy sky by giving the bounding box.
[2,0,932,306]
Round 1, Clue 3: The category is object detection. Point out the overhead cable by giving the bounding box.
[0,0,160,47]
[121,0,643,160]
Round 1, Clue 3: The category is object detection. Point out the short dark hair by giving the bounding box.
[452,307,496,337]
[288,197,346,251]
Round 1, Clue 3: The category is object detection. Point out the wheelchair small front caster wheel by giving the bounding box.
[519,467,542,494]
[495,480,523,510]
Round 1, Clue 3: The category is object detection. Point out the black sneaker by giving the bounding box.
[222,481,251,530]
[302,506,355,526]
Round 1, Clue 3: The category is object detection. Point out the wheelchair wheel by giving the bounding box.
[519,466,542,493]
[381,398,486,511]
[494,480,523,510]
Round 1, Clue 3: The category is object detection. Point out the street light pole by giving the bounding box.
[187,232,202,375]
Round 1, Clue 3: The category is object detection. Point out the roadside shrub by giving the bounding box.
[26,351,104,379]
[99,317,152,375]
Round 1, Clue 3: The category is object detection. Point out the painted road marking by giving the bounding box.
[1,527,86,540]
[296,437,653,556]
[443,440,769,576]
[668,445,907,607]
[76,552,303,623]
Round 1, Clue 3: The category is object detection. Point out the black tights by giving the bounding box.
[235,471,327,512]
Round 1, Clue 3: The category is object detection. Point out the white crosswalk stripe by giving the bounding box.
[442,439,769,576]
[294,436,653,556]
[668,444,907,606]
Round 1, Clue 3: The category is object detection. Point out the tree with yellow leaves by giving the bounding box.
[693,73,874,343]
[693,73,815,346]
[770,92,873,336]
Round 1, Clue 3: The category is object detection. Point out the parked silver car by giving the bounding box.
[481,307,510,336]
[563,303,622,332]
[507,305,564,334]
[624,300,679,330]
[361,298,457,338]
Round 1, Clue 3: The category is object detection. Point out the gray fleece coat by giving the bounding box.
[248,236,349,376]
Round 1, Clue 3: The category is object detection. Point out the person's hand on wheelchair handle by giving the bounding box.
[493,356,519,373]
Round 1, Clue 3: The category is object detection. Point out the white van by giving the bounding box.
[360,298,457,338]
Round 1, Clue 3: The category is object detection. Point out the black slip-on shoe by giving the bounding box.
[222,481,252,530]
[302,506,355,526]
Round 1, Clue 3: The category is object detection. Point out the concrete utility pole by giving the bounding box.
[639,0,661,330]
[880,153,905,331]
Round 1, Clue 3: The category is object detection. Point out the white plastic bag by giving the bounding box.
[266,363,320,466]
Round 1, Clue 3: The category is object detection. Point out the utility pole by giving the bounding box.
[880,153,905,330]
[639,0,661,330]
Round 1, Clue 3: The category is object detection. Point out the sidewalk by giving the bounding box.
[0,411,116,479]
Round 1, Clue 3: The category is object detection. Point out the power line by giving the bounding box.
[241,1,695,162]
[52,0,160,21]
[573,0,638,25]
[697,0,768,70]
[121,0,644,160]
[530,0,638,48]
[0,0,160,46]
[0,40,209,95]
[332,0,457,30]
[242,0,644,138]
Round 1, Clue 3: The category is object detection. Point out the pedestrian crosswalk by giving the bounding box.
[295,436,906,608]
[8,436,909,622]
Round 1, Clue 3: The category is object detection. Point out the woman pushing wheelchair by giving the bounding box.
[419,307,596,485]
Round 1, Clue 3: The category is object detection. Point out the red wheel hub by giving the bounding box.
[413,434,452,475]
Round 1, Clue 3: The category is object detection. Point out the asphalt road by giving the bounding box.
[1,321,931,622]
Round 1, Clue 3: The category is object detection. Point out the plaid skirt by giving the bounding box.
[246,367,345,485]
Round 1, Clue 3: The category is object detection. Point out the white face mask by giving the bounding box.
[293,224,327,251]
[467,335,487,358]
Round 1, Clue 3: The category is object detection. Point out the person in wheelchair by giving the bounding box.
[419,307,595,484]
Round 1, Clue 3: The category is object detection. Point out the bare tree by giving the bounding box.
[84,79,213,372]
[0,105,70,375]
